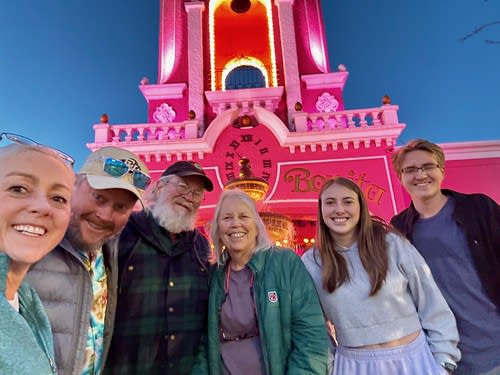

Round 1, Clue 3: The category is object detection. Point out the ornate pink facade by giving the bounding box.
[88,0,499,249]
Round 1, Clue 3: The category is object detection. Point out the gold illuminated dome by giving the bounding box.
[259,211,294,245]
[225,177,269,202]
[223,158,269,202]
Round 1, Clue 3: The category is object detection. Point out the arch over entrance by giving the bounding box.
[224,65,266,90]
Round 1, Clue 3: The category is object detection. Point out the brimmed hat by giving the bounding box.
[79,147,150,206]
[161,161,214,192]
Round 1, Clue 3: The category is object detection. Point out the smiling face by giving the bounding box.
[217,195,258,262]
[320,183,361,248]
[0,149,74,265]
[66,176,137,253]
[399,150,445,203]
[147,175,205,233]
[158,175,205,213]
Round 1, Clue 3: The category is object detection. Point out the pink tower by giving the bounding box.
[88,0,498,249]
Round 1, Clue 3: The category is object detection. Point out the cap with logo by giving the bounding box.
[161,161,214,192]
[79,146,150,206]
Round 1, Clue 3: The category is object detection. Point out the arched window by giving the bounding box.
[225,65,266,90]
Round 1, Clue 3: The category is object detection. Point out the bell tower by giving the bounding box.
[89,0,408,240]
[141,0,344,132]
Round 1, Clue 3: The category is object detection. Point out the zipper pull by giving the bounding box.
[49,358,57,373]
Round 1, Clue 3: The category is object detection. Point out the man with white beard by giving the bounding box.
[104,161,214,375]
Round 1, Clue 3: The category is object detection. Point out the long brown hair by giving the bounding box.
[316,177,389,296]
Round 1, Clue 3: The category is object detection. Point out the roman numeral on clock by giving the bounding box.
[241,134,253,142]
[229,140,240,150]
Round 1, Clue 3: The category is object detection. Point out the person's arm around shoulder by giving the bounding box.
[286,251,328,375]
[389,233,461,367]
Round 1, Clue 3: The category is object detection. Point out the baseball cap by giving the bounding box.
[161,161,214,192]
[79,147,150,206]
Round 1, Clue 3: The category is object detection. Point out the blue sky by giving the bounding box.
[1,1,499,168]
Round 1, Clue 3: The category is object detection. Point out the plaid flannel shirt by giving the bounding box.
[104,211,211,375]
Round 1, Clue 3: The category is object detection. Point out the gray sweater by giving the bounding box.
[302,232,461,366]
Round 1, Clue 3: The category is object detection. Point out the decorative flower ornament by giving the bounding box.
[153,103,176,123]
[316,92,339,113]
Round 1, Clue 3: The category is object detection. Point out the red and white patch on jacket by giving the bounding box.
[267,291,278,303]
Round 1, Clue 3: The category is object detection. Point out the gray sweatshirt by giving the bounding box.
[301,232,461,366]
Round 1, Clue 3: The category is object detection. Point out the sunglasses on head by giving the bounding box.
[103,157,151,190]
[0,132,75,167]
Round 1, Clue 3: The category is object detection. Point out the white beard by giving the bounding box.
[147,201,196,233]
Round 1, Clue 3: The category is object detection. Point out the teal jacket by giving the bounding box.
[193,248,328,375]
[0,254,56,374]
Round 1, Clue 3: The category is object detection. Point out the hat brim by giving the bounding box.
[175,171,214,192]
[86,175,145,206]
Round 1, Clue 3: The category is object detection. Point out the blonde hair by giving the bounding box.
[0,143,73,175]
[391,139,445,178]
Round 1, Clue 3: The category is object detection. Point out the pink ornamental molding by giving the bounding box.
[139,83,187,102]
[205,86,284,115]
[301,71,349,90]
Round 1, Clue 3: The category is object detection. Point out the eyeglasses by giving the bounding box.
[165,180,204,202]
[401,163,440,175]
[103,157,152,190]
[0,132,75,167]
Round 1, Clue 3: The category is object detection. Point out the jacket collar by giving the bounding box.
[59,236,115,268]
[0,254,35,306]
[402,189,462,239]
[407,189,459,218]
[217,248,271,279]
[246,249,269,274]
[0,254,9,294]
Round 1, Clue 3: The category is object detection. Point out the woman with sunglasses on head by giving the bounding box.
[0,141,74,374]
[302,177,461,375]
[192,189,328,375]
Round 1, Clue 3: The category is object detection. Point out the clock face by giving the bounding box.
[222,128,274,183]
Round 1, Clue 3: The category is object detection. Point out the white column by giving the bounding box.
[275,0,302,130]
[185,2,205,134]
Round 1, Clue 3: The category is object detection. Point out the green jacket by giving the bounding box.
[193,248,328,375]
[0,254,56,374]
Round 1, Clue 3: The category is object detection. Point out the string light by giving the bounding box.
[221,56,269,90]
[209,0,277,90]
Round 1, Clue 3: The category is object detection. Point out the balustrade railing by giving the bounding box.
[91,105,400,145]
[92,120,199,144]
[292,105,400,132]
